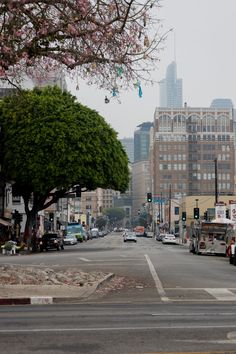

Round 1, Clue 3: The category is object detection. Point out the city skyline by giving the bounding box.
[69,0,236,139]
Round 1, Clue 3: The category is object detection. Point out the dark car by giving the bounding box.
[39,233,64,252]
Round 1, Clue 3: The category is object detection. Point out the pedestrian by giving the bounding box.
[226,236,235,257]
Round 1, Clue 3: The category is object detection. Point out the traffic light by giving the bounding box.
[194,207,199,220]
[181,211,186,221]
[204,211,208,221]
[12,210,22,224]
[226,209,230,219]
[147,192,152,203]
[49,213,54,222]
[75,185,81,197]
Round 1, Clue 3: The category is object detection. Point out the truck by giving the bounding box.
[189,221,234,256]
[134,226,145,237]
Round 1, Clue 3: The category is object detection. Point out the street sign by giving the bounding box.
[153,198,167,204]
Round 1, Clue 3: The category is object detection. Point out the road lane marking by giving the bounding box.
[1,324,236,333]
[205,288,236,301]
[145,254,170,302]
[79,257,91,262]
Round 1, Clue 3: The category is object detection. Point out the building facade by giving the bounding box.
[153,107,235,200]
[132,160,151,216]
[134,122,153,162]
[120,137,134,164]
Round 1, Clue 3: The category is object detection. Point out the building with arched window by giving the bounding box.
[153,107,235,199]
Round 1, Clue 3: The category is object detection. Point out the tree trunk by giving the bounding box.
[24,211,37,250]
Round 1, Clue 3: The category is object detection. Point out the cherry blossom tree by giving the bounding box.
[0,0,170,89]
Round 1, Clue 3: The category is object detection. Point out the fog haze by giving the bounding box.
[69,0,236,139]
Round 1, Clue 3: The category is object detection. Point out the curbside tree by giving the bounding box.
[0,86,129,240]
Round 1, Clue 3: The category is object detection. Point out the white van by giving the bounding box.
[91,228,99,238]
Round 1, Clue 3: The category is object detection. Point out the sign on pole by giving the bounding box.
[215,202,226,219]
[229,200,236,222]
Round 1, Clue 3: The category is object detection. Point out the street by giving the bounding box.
[1,232,236,353]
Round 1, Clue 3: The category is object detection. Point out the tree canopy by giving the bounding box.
[0,0,169,89]
[103,207,125,224]
[0,86,129,231]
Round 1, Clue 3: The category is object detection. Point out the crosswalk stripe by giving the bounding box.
[205,288,236,301]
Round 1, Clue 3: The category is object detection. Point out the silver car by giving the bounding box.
[123,232,137,243]
[63,235,78,245]
[162,234,177,245]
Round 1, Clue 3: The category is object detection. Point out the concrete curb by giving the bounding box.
[0,273,115,306]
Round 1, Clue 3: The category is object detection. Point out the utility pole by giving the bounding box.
[168,184,171,232]
[214,158,218,205]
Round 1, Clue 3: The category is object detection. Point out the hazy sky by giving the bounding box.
[69,0,236,139]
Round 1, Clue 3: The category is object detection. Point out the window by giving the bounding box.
[159,114,172,132]
[175,207,179,215]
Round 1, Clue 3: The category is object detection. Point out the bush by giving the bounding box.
[4,241,13,251]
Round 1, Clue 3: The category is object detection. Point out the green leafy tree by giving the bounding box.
[103,208,125,225]
[95,216,107,230]
[0,86,129,240]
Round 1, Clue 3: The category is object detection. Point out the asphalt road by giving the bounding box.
[1,232,236,353]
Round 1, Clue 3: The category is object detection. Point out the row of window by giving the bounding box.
[158,114,231,130]
[189,173,231,180]
[160,183,186,190]
[159,144,186,151]
[159,163,227,171]
[156,134,232,142]
[160,173,231,181]
[159,153,231,162]
[159,154,186,161]
[159,164,187,170]
[159,144,231,152]
[159,182,232,193]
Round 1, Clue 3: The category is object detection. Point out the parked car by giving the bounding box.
[39,233,64,252]
[162,234,178,245]
[123,232,137,243]
[91,228,99,238]
[63,234,77,246]
[156,233,166,242]
[146,231,153,238]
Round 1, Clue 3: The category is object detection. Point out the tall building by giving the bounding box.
[159,61,183,108]
[120,137,134,163]
[134,122,153,162]
[153,107,235,199]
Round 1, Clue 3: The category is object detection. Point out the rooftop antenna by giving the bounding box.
[171,30,176,62]
[174,31,176,62]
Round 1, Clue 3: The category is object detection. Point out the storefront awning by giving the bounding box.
[0,218,12,227]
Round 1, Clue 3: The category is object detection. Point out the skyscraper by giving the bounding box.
[120,137,134,163]
[134,122,153,162]
[159,61,183,108]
